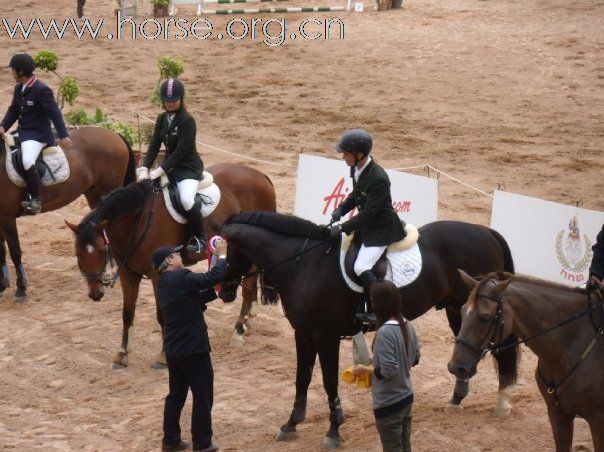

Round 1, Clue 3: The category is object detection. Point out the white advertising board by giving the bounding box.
[294,154,438,228]
[491,190,604,285]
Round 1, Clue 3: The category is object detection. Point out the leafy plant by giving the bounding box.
[64,109,88,126]
[59,77,79,107]
[150,0,170,7]
[34,50,79,109]
[34,50,59,72]
[140,122,155,145]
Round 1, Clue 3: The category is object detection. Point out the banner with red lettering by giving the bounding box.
[294,154,438,227]
[491,190,604,285]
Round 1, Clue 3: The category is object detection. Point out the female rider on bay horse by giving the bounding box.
[328,128,406,325]
[0,52,73,215]
[137,78,207,253]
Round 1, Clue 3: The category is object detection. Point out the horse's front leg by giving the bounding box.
[112,270,141,369]
[0,229,9,295]
[492,335,519,417]
[443,304,472,413]
[151,275,167,369]
[276,330,316,442]
[0,219,26,300]
[317,335,344,449]
[230,274,258,347]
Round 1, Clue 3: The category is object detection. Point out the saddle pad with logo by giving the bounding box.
[161,172,221,224]
[339,237,423,293]
[4,134,70,187]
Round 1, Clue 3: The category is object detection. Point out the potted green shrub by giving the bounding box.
[151,0,170,17]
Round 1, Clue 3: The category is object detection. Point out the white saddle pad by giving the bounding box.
[339,225,423,293]
[4,133,70,187]
[161,172,222,224]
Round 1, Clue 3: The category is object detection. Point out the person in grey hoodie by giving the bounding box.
[353,280,420,452]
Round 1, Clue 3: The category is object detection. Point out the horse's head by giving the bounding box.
[218,224,254,303]
[65,219,114,301]
[448,271,514,379]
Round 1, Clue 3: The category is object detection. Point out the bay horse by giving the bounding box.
[449,271,604,452]
[0,127,136,300]
[216,212,518,449]
[65,163,276,368]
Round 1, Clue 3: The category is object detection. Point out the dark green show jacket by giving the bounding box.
[143,109,204,182]
[338,159,406,247]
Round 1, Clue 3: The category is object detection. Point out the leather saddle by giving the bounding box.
[344,233,389,285]
[8,135,54,181]
[166,177,208,218]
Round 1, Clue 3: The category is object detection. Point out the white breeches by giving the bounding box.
[177,178,199,211]
[354,244,387,275]
[21,140,46,170]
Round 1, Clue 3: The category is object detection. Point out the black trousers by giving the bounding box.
[163,352,214,449]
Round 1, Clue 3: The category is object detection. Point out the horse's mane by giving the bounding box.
[476,271,585,296]
[77,181,152,245]
[225,211,330,240]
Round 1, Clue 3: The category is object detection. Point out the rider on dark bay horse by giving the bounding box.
[328,128,406,325]
[0,52,73,215]
[137,78,207,253]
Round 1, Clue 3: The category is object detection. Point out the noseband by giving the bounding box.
[454,292,506,360]
[78,229,116,287]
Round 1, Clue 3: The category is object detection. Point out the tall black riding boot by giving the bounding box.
[356,270,377,325]
[184,204,207,253]
[21,167,42,214]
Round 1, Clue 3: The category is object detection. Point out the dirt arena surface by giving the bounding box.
[1,0,603,450]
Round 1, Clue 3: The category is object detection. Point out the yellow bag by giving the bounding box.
[342,367,372,388]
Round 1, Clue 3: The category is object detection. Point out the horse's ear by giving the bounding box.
[491,278,512,297]
[458,269,479,289]
[64,220,79,234]
[208,218,222,233]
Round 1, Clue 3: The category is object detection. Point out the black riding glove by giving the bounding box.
[331,207,343,222]
[328,225,341,238]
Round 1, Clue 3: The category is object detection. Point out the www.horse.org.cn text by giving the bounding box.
[0,14,345,47]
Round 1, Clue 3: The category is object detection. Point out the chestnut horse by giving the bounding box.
[216,212,518,449]
[449,271,604,452]
[66,163,276,368]
[0,127,136,300]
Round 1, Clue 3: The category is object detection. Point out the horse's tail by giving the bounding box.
[118,134,137,186]
[490,228,515,274]
[489,228,519,385]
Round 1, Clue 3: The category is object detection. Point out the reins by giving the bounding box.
[456,284,604,403]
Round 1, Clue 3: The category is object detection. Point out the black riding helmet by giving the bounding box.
[8,53,36,76]
[335,128,372,156]
[159,78,185,103]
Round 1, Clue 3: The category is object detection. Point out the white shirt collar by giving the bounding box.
[384,319,400,325]
[354,155,372,181]
[21,76,35,92]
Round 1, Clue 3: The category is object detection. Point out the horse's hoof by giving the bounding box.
[229,333,245,347]
[13,293,27,302]
[445,403,463,414]
[249,301,259,317]
[112,350,128,367]
[320,435,342,449]
[151,361,167,370]
[275,429,297,442]
[494,405,511,418]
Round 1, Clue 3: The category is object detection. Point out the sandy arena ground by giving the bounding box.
[0,0,603,450]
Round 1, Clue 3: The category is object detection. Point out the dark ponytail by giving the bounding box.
[370,280,409,355]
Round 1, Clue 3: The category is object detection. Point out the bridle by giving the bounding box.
[77,229,116,287]
[454,292,506,362]
[78,185,159,288]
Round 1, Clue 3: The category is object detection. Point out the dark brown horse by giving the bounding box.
[0,127,136,300]
[449,271,604,452]
[215,212,518,449]
[65,163,276,368]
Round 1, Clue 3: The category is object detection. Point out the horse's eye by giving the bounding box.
[479,315,492,323]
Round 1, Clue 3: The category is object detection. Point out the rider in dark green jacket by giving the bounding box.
[138,78,206,253]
